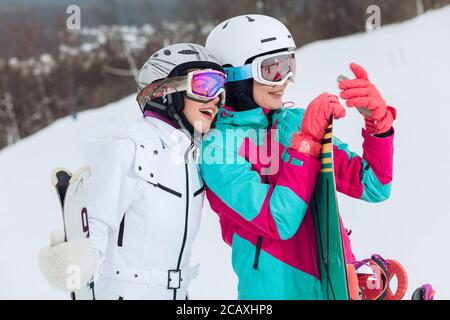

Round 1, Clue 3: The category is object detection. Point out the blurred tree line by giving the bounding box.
[0,0,449,149]
[182,0,450,46]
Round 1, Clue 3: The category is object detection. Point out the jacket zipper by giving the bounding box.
[173,143,193,300]
[253,172,271,270]
[252,119,277,272]
[253,236,263,270]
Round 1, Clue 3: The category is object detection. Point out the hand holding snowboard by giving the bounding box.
[291,93,346,158]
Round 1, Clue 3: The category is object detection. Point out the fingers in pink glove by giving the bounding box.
[340,87,370,99]
[317,93,346,120]
[338,79,369,90]
[329,102,346,119]
[350,63,369,80]
[315,92,337,104]
[346,97,372,108]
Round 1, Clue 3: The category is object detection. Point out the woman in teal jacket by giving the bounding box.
[200,14,396,299]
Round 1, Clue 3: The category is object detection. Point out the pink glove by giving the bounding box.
[291,93,346,158]
[339,63,396,135]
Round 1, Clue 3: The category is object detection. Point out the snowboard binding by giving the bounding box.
[348,254,408,300]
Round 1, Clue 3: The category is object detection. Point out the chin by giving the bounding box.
[265,104,282,110]
[195,123,210,133]
[267,98,283,110]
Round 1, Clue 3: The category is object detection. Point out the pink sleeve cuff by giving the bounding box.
[362,127,394,185]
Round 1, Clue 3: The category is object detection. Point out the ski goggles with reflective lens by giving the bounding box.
[225,51,296,86]
[137,69,226,111]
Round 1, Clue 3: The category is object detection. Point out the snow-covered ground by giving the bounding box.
[1,6,450,299]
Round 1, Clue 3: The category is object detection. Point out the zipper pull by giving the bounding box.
[184,142,195,163]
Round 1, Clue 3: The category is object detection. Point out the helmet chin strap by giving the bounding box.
[165,95,202,149]
[145,96,202,153]
[146,100,166,111]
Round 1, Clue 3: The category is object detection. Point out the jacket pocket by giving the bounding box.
[148,182,182,198]
[253,236,263,270]
[193,185,205,197]
[117,213,125,247]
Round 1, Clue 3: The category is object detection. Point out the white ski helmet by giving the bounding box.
[136,43,224,141]
[137,43,223,91]
[205,14,296,67]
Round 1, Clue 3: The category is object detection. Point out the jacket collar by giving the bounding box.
[145,116,192,153]
[215,105,269,129]
[144,110,178,129]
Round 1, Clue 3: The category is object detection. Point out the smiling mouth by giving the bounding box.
[199,107,216,120]
[269,91,283,98]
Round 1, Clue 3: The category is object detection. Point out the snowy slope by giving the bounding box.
[1,6,450,299]
[282,6,450,299]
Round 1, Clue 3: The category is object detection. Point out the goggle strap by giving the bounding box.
[225,64,253,82]
[146,100,167,111]
[139,69,226,107]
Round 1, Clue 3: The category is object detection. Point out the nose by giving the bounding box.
[271,82,288,90]
[211,96,220,105]
[280,82,289,89]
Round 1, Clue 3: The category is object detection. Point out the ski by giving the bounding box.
[51,166,95,300]
[310,118,349,300]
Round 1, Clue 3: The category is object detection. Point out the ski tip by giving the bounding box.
[69,165,92,184]
[51,167,71,186]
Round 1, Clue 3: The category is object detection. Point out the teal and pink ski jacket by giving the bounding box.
[199,106,394,299]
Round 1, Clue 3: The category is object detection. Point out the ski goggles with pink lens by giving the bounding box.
[137,69,226,111]
[225,51,296,86]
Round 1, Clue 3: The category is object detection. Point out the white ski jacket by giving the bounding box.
[88,116,205,300]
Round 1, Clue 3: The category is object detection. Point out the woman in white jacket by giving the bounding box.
[39,43,226,300]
